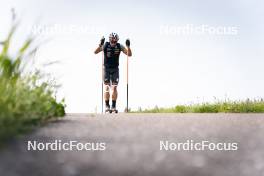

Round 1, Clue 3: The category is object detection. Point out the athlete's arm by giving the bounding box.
[94,46,102,54]
[122,47,132,57]
[94,37,105,54]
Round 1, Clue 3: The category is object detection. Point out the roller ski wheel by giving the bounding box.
[112,109,118,113]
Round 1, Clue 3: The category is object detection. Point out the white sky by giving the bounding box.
[0,0,264,113]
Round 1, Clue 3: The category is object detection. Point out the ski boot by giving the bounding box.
[111,106,118,113]
[105,105,112,113]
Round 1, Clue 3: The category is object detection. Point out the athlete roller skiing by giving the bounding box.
[94,33,132,113]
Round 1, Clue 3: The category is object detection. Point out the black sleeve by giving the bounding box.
[103,42,109,50]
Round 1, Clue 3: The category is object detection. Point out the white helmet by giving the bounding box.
[109,32,119,44]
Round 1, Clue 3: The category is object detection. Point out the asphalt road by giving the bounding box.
[0,113,264,176]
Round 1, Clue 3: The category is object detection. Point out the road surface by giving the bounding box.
[0,113,264,176]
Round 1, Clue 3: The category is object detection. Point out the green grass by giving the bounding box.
[0,17,65,145]
[135,99,264,113]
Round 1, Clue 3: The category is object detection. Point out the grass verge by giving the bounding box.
[135,99,264,113]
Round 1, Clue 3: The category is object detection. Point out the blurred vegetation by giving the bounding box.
[0,13,65,144]
[135,99,264,113]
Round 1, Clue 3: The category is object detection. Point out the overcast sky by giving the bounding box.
[1,0,264,112]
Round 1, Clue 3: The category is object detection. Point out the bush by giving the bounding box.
[0,16,65,144]
[174,105,187,113]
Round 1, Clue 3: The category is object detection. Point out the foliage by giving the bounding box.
[136,99,264,113]
[0,17,65,144]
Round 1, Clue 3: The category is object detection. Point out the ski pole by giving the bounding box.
[126,48,129,113]
[101,47,104,114]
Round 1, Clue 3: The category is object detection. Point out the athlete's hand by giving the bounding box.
[99,37,105,47]
[125,39,130,47]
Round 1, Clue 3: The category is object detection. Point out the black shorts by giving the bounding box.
[104,68,119,85]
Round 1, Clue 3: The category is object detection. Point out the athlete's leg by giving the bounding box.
[111,69,119,109]
[104,84,110,104]
[111,84,118,101]
[110,84,117,110]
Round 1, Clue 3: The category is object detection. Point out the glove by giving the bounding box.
[99,37,105,47]
[125,39,130,47]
